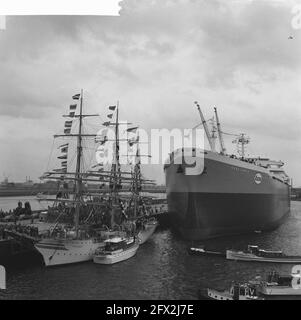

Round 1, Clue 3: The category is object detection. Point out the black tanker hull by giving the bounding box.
[167,192,290,240]
[0,239,42,268]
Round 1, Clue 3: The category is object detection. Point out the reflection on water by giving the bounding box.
[0,201,300,300]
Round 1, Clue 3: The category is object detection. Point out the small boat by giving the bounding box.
[226,245,301,263]
[188,246,225,257]
[137,218,158,245]
[199,282,263,300]
[257,272,301,298]
[93,236,139,265]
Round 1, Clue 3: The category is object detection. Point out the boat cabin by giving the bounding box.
[230,283,258,300]
[247,245,283,257]
[103,237,135,253]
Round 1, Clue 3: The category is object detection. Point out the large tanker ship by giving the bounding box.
[164,103,291,240]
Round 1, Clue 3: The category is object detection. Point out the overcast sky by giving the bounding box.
[0,0,301,185]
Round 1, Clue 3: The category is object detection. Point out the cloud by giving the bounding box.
[0,0,300,185]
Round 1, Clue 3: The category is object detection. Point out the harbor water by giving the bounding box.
[0,198,301,300]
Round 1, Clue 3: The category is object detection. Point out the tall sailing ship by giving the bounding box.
[35,91,158,266]
[35,91,106,266]
[164,102,291,240]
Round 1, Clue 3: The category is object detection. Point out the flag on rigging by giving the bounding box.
[128,136,139,146]
[61,146,68,153]
[107,113,113,119]
[64,129,71,134]
[58,155,67,160]
[100,136,108,145]
[92,163,103,169]
[53,168,66,173]
[69,111,75,118]
[103,121,110,127]
[72,94,80,100]
[109,106,116,111]
[64,121,73,128]
[58,143,68,149]
[127,127,138,133]
[70,104,77,110]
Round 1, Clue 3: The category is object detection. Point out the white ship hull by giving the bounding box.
[35,238,104,267]
[93,244,139,265]
[260,286,301,296]
[137,220,158,245]
[226,250,301,263]
[206,288,262,300]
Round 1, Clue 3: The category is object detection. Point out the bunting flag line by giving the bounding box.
[61,161,68,167]
[72,94,80,100]
[70,104,77,110]
[69,111,75,118]
[109,106,116,111]
[107,114,113,119]
[64,129,71,134]
[103,121,110,127]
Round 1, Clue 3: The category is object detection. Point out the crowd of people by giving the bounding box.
[0,223,39,239]
[0,201,33,222]
[0,209,13,219]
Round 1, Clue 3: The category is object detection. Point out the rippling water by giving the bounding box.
[0,201,300,300]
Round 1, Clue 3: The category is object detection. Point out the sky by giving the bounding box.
[0,0,301,185]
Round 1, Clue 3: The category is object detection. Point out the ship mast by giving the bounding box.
[39,90,100,233]
[110,101,121,205]
[194,101,214,151]
[214,107,226,155]
[133,133,141,218]
[209,118,217,152]
[74,89,84,237]
[233,133,250,158]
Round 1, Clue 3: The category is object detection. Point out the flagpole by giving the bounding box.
[114,101,120,205]
[74,89,83,237]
